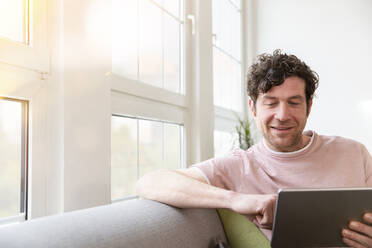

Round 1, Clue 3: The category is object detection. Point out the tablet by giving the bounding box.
[271,187,372,248]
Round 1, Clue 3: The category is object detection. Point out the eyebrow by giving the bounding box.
[262,96,277,100]
[262,95,305,101]
[288,95,305,101]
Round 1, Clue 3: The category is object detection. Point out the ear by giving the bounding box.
[306,98,313,116]
[249,98,257,117]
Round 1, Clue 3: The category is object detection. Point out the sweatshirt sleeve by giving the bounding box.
[191,150,245,191]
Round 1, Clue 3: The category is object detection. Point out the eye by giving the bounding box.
[289,102,300,106]
[265,102,277,107]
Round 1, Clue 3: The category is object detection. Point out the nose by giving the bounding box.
[274,103,290,121]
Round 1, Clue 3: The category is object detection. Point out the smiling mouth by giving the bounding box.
[271,126,294,131]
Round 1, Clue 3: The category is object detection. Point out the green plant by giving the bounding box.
[235,117,253,150]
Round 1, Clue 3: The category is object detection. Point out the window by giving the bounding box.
[111,115,184,201]
[112,0,185,94]
[214,130,237,157]
[110,0,187,202]
[0,0,29,44]
[212,0,242,112]
[111,0,248,200]
[0,97,28,225]
[0,0,48,72]
[212,0,245,156]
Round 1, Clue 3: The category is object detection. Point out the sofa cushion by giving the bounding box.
[217,209,270,248]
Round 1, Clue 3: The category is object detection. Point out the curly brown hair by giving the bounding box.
[247,49,319,108]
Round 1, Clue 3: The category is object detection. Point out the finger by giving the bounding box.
[259,216,273,229]
[261,198,275,225]
[254,215,272,229]
[260,211,269,224]
[349,221,372,238]
[342,237,367,248]
[255,215,267,226]
[363,213,372,224]
[342,228,371,247]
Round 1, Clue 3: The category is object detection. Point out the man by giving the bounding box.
[136,50,372,247]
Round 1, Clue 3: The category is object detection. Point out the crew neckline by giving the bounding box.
[261,130,316,158]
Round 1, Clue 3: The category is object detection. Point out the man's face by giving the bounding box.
[249,76,312,152]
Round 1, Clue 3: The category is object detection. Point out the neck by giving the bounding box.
[266,133,312,153]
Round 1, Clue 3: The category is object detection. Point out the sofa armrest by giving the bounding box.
[0,199,227,248]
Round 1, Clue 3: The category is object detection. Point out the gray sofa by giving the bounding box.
[0,199,227,248]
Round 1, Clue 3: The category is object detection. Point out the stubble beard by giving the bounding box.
[264,127,304,152]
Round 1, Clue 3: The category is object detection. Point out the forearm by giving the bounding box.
[135,169,235,209]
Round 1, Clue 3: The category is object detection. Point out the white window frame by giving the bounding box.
[0,0,48,74]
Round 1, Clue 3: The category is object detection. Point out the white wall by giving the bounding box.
[255,0,372,151]
[61,0,111,212]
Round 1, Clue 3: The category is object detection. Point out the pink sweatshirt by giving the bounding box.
[193,131,372,239]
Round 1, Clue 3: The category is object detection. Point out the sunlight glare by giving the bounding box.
[0,0,26,43]
[0,100,22,144]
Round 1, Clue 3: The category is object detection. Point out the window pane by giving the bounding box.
[112,0,138,81]
[231,67,242,112]
[112,0,185,94]
[152,0,162,6]
[213,47,242,112]
[111,116,138,200]
[212,0,241,61]
[153,0,180,19]
[163,0,179,19]
[139,119,163,177]
[139,0,163,87]
[0,0,26,43]
[213,48,230,108]
[230,0,241,10]
[214,130,235,157]
[0,99,22,219]
[164,123,180,169]
[163,13,180,93]
[111,116,184,201]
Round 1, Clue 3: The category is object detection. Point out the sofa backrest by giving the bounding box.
[0,199,227,248]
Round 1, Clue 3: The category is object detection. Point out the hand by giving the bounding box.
[230,193,277,229]
[342,212,372,248]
